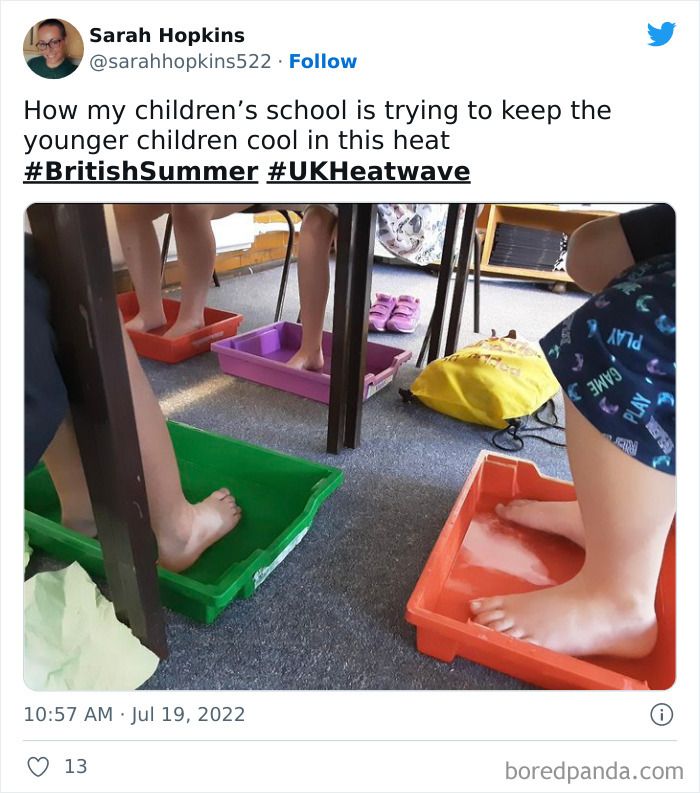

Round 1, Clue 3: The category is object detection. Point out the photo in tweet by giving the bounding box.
[23,202,675,692]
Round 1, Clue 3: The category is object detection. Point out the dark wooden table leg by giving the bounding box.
[27,204,168,658]
[326,204,356,454]
[473,233,482,333]
[344,204,376,449]
[444,204,479,355]
[160,212,173,284]
[427,203,461,363]
[274,210,296,322]
[416,307,435,368]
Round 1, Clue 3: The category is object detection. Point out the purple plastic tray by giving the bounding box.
[212,322,412,404]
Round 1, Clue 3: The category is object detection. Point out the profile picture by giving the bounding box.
[24,19,83,79]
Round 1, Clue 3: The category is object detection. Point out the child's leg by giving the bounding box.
[166,204,251,338]
[566,215,635,293]
[470,395,675,658]
[42,325,242,572]
[118,324,242,570]
[287,206,337,371]
[113,204,170,332]
[42,418,96,537]
[494,213,642,546]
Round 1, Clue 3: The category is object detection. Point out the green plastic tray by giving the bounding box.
[24,421,343,623]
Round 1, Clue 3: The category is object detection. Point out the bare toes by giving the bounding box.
[489,617,516,633]
[473,608,507,626]
[503,627,528,640]
[470,597,503,615]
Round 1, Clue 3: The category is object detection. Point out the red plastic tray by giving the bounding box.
[405,452,675,690]
[118,292,244,364]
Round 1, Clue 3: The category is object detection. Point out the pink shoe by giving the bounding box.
[386,295,421,333]
[368,293,397,332]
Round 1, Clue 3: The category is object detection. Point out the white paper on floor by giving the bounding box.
[24,562,159,690]
[24,532,32,569]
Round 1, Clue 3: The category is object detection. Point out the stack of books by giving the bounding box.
[488,223,568,271]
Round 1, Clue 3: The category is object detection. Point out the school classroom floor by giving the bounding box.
[29,260,587,690]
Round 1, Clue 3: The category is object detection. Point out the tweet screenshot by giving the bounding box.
[1,1,698,791]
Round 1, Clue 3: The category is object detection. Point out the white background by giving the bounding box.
[1,2,699,791]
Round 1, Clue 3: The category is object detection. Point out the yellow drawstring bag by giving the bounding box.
[408,331,560,429]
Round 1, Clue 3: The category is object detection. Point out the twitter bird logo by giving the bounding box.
[648,21,675,46]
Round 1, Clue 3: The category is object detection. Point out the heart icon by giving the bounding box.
[27,757,49,777]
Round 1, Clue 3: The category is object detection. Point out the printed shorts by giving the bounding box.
[540,253,676,474]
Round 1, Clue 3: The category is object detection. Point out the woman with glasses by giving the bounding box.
[27,19,77,79]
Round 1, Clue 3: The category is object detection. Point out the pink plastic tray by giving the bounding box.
[212,322,412,404]
[406,452,675,690]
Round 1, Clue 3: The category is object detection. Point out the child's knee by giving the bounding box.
[566,218,616,288]
[301,206,337,239]
[566,222,596,283]
[114,203,168,227]
[113,203,141,229]
[170,203,212,228]
[566,215,630,291]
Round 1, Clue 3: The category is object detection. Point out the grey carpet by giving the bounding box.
[31,261,588,690]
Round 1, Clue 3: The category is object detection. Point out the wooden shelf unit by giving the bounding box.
[480,204,615,283]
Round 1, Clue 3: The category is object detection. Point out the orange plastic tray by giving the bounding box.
[405,452,675,690]
[118,292,244,364]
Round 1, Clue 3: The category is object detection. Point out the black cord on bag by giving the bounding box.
[533,399,565,430]
[491,399,566,451]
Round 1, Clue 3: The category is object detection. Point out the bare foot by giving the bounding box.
[162,316,205,339]
[495,499,585,547]
[470,573,658,658]
[62,516,98,539]
[157,488,242,573]
[125,311,167,334]
[287,348,324,371]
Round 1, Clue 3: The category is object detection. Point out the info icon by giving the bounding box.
[650,703,673,726]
